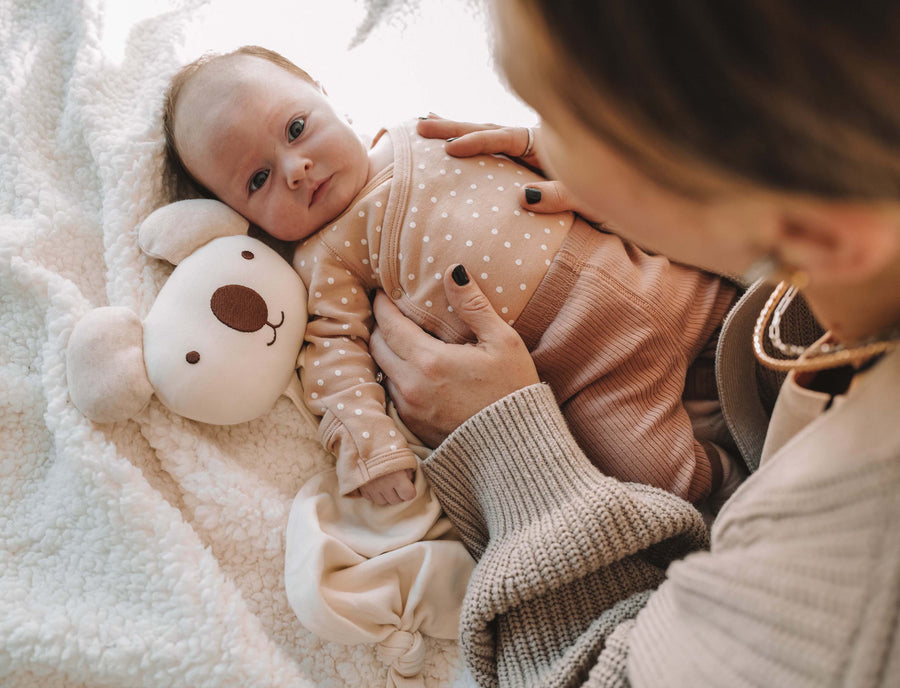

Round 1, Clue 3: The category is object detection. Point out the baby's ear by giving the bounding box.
[139,199,251,265]
[66,307,155,423]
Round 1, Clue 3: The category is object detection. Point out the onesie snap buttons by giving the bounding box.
[391,288,403,300]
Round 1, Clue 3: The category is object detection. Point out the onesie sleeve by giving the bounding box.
[299,244,419,495]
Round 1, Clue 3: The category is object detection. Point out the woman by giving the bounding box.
[370,0,900,686]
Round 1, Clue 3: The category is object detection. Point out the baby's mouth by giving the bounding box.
[310,175,332,206]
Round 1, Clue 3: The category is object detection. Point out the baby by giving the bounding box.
[164,46,740,505]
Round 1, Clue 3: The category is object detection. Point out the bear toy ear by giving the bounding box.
[66,307,155,423]
[138,199,251,265]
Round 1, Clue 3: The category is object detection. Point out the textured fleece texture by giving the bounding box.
[0,1,468,685]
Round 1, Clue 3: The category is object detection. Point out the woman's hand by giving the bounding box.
[417,114,605,223]
[417,114,544,171]
[370,265,540,448]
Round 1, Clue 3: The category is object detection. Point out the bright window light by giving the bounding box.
[99,0,536,138]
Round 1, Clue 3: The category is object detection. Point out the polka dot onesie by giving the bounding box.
[293,120,737,499]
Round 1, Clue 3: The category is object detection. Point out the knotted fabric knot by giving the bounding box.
[377,629,425,681]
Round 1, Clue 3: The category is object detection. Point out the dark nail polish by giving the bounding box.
[525,187,542,204]
[417,115,429,120]
[451,264,469,286]
[446,137,459,143]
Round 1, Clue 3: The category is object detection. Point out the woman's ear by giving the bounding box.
[774,201,900,285]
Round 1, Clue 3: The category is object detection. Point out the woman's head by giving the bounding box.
[163,46,369,241]
[492,0,900,291]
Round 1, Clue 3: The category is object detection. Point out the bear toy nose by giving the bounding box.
[210,284,268,332]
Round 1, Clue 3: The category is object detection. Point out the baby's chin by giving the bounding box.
[244,214,310,244]
[257,213,322,243]
[270,227,316,243]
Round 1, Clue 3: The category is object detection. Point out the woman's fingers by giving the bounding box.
[520,180,579,213]
[441,265,527,356]
[416,116,502,141]
[369,291,436,365]
[416,116,539,164]
[446,127,530,159]
[370,291,449,443]
[370,269,540,446]
[520,180,606,224]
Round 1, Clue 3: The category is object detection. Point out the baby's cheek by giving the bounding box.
[268,204,313,243]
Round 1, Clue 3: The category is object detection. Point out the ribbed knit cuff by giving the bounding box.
[423,384,617,549]
[424,383,709,568]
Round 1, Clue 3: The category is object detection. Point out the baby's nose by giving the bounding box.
[284,156,312,188]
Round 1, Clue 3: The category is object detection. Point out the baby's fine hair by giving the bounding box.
[162,45,317,201]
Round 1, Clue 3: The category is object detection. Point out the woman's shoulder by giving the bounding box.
[717,345,900,532]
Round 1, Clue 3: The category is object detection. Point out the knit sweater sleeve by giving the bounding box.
[421,383,709,687]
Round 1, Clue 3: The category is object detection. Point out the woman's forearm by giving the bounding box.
[422,383,708,686]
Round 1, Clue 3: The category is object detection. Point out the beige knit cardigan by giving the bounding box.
[422,281,900,687]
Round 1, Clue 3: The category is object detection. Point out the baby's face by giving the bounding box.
[174,55,369,241]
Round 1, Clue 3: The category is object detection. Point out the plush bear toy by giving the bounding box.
[66,198,309,425]
[66,199,474,687]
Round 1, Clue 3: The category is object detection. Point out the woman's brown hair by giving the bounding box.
[522,0,900,200]
[162,45,317,201]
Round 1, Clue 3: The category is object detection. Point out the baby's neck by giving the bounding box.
[366,131,394,183]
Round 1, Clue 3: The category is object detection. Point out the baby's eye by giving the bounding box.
[249,170,269,192]
[288,118,305,142]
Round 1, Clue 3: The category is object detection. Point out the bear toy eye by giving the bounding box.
[241,250,254,260]
[186,351,200,364]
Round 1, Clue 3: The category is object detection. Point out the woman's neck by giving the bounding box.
[802,260,900,345]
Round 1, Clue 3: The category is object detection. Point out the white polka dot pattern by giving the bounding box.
[291,120,574,494]
[389,122,572,342]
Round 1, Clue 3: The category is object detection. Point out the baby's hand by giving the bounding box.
[357,469,416,505]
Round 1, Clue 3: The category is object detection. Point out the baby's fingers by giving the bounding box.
[359,470,417,506]
[358,483,385,505]
[394,472,417,502]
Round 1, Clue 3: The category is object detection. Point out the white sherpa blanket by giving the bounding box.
[0,0,524,684]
